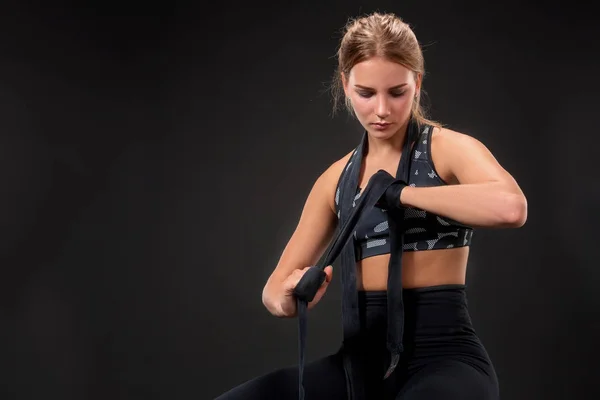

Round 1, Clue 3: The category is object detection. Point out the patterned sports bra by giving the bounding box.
[334,124,473,261]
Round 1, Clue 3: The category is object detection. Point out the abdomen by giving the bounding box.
[356,247,469,290]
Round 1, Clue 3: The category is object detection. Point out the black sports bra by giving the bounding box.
[334,124,473,261]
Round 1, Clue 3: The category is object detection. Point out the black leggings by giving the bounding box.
[215,285,499,400]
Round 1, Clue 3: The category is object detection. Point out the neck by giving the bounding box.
[365,119,410,158]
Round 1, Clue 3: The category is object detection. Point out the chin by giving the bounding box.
[366,127,398,139]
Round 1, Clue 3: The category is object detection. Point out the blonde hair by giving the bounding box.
[331,12,441,128]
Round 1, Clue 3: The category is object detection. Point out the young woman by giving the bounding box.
[216,12,527,400]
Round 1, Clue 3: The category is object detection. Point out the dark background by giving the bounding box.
[0,1,598,399]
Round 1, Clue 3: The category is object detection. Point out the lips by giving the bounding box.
[372,122,391,129]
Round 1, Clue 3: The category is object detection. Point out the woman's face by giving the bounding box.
[343,56,421,139]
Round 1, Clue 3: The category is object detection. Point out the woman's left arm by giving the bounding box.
[399,128,528,229]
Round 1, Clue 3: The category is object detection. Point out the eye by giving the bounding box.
[357,91,373,98]
[390,91,406,98]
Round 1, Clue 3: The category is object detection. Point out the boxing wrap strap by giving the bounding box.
[293,120,420,400]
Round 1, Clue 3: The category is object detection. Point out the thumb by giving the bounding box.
[323,265,333,283]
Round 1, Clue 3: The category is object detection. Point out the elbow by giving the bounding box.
[261,283,273,311]
[262,281,284,317]
[261,286,268,308]
[501,193,528,228]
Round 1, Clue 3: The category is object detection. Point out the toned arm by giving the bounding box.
[261,160,343,317]
[399,128,528,228]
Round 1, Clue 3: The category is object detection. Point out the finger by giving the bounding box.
[283,278,296,293]
[311,279,331,306]
[286,267,312,293]
[284,272,303,292]
[320,276,332,288]
[324,265,333,282]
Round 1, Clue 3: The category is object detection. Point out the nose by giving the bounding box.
[375,96,390,119]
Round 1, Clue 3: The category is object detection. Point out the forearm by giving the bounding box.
[400,181,527,228]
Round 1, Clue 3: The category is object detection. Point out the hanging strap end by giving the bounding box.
[383,351,400,380]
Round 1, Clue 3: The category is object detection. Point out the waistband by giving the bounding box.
[353,284,472,348]
[358,284,468,307]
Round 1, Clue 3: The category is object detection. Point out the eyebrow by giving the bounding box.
[354,83,408,90]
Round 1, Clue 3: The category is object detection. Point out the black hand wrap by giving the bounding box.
[293,267,327,303]
[374,172,408,210]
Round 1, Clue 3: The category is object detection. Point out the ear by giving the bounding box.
[414,72,423,96]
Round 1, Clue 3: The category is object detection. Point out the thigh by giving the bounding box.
[396,360,499,400]
[215,353,348,400]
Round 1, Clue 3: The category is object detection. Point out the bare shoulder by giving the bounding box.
[429,126,467,184]
[432,125,504,167]
[431,125,484,151]
[326,150,354,182]
[320,150,355,211]
[431,125,521,188]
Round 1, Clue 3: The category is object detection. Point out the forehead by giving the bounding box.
[348,56,413,86]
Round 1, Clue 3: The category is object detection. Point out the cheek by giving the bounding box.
[350,96,370,117]
[392,96,412,112]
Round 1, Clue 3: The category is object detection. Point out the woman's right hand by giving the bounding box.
[277,265,333,317]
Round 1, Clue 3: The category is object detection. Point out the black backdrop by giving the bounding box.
[0,1,598,399]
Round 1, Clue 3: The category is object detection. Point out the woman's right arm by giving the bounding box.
[262,163,341,318]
